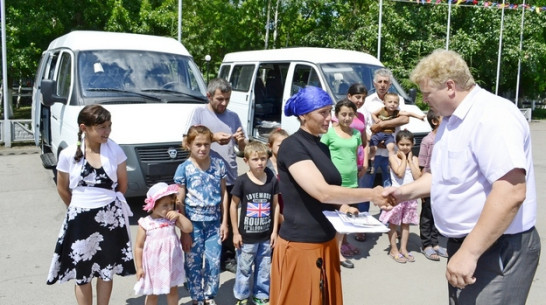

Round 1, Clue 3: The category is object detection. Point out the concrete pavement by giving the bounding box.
[0,121,545,305]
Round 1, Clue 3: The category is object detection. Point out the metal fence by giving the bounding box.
[0,119,34,144]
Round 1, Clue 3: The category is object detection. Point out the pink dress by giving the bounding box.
[134,216,185,296]
[379,159,419,225]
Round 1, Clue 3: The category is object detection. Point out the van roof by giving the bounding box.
[222,47,383,66]
[46,31,191,56]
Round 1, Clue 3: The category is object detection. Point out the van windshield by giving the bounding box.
[78,50,207,102]
[319,63,412,104]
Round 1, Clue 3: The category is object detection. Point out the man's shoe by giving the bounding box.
[235,299,248,305]
[340,259,354,269]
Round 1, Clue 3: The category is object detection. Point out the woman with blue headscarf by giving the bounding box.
[270,86,392,305]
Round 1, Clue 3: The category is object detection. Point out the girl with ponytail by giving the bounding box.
[47,104,136,305]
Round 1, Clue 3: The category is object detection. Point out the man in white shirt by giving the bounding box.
[384,49,540,305]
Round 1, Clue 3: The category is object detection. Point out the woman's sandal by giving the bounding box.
[390,253,407,264]
[340,244,355,257]
[422,247,440,261]
[346,243,360,255]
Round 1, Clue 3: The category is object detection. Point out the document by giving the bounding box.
[322,210,390,234]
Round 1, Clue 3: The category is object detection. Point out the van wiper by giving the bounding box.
[87,88,162,101]
[141,88,207,102]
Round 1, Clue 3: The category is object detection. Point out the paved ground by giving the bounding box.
[0,121,545,305]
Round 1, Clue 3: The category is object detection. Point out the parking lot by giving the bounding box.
[0,121,545,305]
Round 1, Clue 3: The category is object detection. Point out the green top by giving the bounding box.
[320,127,362,188]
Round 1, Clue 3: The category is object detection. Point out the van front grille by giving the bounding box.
[135,145,189,162]
[135,145,190,186]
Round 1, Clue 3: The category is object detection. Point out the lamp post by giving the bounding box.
[205,55,211,83]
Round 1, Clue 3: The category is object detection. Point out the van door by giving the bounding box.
[251,63,288,141]
[49,50,76,155]
[32,52,52,147]
[281,63,325,134]
[227,64,257,140]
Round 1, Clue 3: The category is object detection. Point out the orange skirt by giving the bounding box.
[270,237,343,305]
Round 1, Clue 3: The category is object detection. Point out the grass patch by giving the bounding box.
[1,105,32,119]
[14,106,32,119]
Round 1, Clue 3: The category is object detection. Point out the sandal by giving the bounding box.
[340,244,354,257]
[421,247,440,261]
[434,246,448,258]
[345,242,360,255]
[354,233,366,242]
[402,252,415,262]
[390,253,407,264]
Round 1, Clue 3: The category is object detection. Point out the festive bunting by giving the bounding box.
[400,0,546,13]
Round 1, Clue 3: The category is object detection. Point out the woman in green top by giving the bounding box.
[321,99,363,269]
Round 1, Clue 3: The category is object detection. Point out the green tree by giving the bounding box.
[3,0,546,107]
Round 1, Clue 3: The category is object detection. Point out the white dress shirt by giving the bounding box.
[430,86,536,238]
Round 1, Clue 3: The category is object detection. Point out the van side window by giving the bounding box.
[218,65,230,80]
[230,65,255,92]
[291,64,320,95]
[56,52,72,101]
[46,53,59,80]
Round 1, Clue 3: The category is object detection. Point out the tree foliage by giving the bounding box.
[4,0,546,101]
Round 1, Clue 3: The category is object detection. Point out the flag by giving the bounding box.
[246,202,270,218]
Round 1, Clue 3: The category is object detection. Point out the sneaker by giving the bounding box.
[235,299,248,305]
[252,297,269,305]
[192,301,204,305]
[205,299,217,305]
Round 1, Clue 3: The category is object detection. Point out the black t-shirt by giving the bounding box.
[277,128,342,243]
[231,168,279,243]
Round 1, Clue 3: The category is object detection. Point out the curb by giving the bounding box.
[0,145,40,156]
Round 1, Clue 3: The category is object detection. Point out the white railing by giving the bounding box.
[520,108,532,122]
[0,119,34,144]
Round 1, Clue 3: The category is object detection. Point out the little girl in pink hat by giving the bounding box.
[134,182,193,305]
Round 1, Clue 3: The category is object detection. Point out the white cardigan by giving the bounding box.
[56,138,133,239]
[57,138,126,190]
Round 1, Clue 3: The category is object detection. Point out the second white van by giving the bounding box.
[218,47,431,151]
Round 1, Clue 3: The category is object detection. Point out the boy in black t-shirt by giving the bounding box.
[230,141,280,305]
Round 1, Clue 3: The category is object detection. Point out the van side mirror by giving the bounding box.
[408,88,417,104]
[41,79,67,106]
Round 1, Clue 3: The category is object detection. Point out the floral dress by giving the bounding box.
[47,160,135,285]
[134,216,185,295]
[379,158,419,226]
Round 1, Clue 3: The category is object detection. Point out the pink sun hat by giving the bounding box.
[143,182,179,212]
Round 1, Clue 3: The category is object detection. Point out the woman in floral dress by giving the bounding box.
[47,105,135,305]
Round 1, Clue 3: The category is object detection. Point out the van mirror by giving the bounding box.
[408,88,417,104]
[41,79,67,106]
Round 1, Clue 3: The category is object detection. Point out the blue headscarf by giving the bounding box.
[284,86,333,117]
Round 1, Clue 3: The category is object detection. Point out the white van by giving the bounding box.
[218,47,431,150]
[32,31,208,197]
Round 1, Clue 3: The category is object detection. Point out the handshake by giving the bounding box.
[370,185,403,211]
